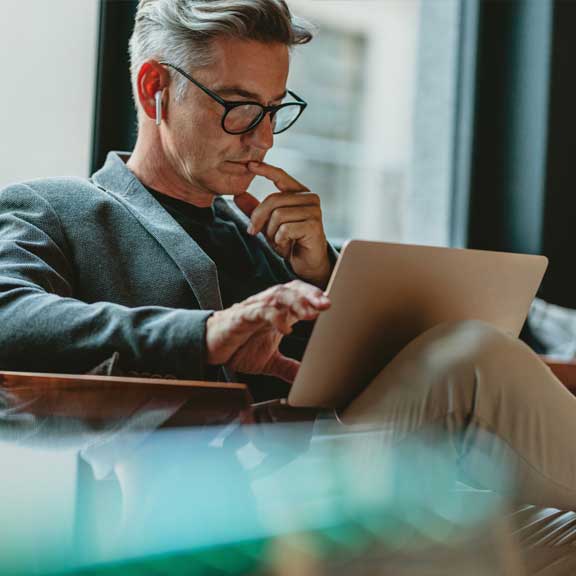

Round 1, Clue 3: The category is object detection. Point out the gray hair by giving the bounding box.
[129,0,315,105]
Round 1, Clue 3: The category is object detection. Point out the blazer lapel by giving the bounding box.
[92,152,223,311]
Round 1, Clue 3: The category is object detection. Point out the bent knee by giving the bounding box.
[434,319,511,349]
[409,319,526,378]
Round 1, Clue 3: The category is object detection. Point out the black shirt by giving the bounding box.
[147,188,324,399]
[147,188,283,307]
[148,188,308,398]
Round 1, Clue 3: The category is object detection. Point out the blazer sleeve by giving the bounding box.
[0,184,213,378]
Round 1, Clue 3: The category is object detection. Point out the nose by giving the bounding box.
[241,113,274,151]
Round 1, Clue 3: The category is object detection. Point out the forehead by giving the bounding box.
[198,37,290,99]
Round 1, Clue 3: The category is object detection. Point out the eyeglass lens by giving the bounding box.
[224,104,302,134]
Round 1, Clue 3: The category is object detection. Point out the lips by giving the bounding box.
[228,158,262,164]
[223,161,255,175]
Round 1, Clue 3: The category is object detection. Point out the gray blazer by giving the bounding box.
[0,152,298,379]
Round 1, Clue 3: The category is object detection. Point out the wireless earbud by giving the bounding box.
[155,90,163,126]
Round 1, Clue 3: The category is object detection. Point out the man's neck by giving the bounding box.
[127,136,215,208]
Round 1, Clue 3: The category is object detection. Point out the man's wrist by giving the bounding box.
[298,244,335,288]
[205,310,221,365]
[297,259,332,289]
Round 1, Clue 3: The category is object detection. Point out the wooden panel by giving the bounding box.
[541,359,576,394]
[0,371,253,427]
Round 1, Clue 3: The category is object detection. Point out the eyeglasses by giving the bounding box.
[160,62,307,135]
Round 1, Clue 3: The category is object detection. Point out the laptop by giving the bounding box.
[288,240,548,409]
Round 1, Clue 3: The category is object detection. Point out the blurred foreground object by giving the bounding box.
[0,370,523,575]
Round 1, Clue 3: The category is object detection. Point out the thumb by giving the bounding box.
[234,192,260,217]
[264,351,301,384]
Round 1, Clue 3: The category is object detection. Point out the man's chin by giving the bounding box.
[222,174,257,196]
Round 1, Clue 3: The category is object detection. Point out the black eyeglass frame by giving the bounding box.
[159,61,307,135]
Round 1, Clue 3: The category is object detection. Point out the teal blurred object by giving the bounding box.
[0,425,518,576]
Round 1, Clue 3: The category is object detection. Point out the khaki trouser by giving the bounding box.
[342,319,576,510]
[321,319,576,574]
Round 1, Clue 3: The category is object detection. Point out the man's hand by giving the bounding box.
[205,280,330,383]
[234,162,332,288]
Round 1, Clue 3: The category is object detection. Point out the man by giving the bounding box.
[1,0,576,517]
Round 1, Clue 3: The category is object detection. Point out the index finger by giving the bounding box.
[248,161,309,193]
[246,281,331,311]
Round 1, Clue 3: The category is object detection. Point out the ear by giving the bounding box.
[136,61,171,123]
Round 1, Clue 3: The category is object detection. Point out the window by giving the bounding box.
[249,0,461,246]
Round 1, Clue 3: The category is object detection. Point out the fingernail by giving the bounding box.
[247,224,255,234]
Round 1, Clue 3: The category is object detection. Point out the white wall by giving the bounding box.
[0,0,99,188]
